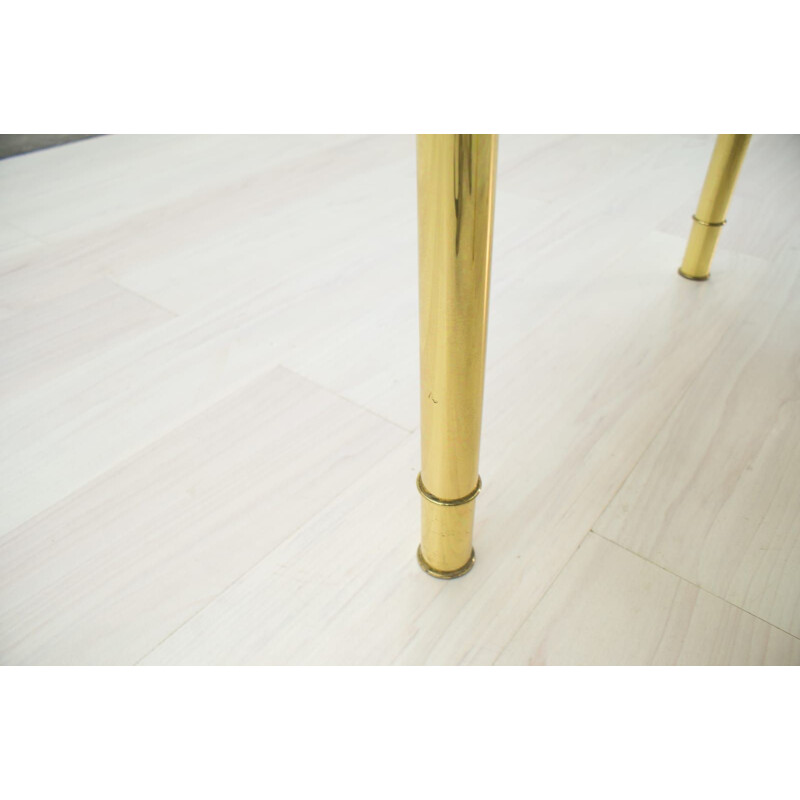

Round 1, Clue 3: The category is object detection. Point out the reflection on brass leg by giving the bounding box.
[678,134,752,281]
[416,134,498,579]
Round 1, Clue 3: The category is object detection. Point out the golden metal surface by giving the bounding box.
[416,473,481,506]
[678,134,752,280]
[417,546,476,580]
[416,134,498,577]
[676,267,709,282]
[691,215,726,228]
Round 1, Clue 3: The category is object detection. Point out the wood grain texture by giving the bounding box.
[0,279,173,398]
[0,220,45,278]
[0,135,362,241]
[594,241,800,638]
[496,533,800,665]
[1,134,798,664]
[0,213,414,534]
[0,367,407,664]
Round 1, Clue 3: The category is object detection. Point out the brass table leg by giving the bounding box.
[678,134,752,281]
[416,134,498,578]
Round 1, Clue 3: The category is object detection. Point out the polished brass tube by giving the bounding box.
[416,134,498,578]
[678,134,752,281]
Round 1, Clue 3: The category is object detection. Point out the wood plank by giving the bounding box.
[594,241,800,637]
[498,134,712,211]
[0,367,407,665]
[0,136,410,316]
[0,135,364,241]
[0,195,421,535]
[496,533,800,665]
[105,137,413,314]
[141,438,423,665]
[0,279,173,399]
[0,220,45,277]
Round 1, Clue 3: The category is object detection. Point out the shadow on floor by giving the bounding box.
[0,134,101,161]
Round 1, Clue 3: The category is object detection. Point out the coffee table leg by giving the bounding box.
[678,134,752,281]
[416,134,498,578]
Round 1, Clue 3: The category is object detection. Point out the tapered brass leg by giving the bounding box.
[678,134,752,281]
[416,134,498,578]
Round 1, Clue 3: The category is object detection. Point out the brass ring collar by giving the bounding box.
[416,473,482,506]
[692,214,726,228]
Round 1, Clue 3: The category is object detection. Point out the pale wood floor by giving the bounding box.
[1,134,798,665]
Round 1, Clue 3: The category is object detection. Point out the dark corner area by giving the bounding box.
[0,134,101,161]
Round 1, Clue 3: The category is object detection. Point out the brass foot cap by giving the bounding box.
[677,267,710,282]
[417,546,476,579]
